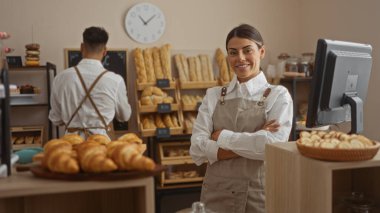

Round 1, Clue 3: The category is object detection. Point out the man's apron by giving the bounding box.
[200,87,271,213]
[64,66,110,138]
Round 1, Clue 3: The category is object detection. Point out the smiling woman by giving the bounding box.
[124,3,166,44]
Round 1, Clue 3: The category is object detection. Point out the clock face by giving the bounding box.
[125,3,166,44]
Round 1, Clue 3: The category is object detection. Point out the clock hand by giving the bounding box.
[138,15,147,25]
[145,14,156,25]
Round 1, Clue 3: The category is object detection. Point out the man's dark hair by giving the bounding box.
[82,26,108,53]
[226,24,264,50]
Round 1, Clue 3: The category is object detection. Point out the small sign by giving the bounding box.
[157,103,171,113]
[6,56,22,68]
[196,102,202,110]
[156,79,170,88]
[156,128,170,138]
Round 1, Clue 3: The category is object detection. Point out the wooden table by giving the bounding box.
[0,170,155,213]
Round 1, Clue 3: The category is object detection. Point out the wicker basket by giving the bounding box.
[296,140,380,161]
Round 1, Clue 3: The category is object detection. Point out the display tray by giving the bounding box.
[296,140,380,161]
[30,165,166,181]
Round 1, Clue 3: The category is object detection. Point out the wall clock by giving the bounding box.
[124,3,166,44]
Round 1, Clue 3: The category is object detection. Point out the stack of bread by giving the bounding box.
[215,48,234,84]
[298,130,375,149]
[140,86,174,106]
[174,53,215,83]
[133,44,172,84]
[25,43,40,66]
[32,133,155,174]
[183,112,197,131]
[141,113,180,130]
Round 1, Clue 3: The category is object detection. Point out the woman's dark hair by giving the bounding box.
[226,24,264,50]
[82,26,108,53]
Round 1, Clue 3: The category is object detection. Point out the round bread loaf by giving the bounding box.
[26,56,39,61]
[25,43,40,50]
[26,50,40,56]
[25,60,40,66]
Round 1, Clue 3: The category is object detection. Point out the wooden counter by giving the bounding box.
[0,170,155,213]
[265,142,380,213]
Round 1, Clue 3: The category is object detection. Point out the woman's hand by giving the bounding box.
[217,148,239,160]
[211,129,223,141]
[262,119,280,132]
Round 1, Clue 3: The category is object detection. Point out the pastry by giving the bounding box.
[117,133,143,144]
[181,54,190,82]
[86,134,111,145]
[25,43,40,50]
[188,57,198,81]
[19,84,34,94]
[206,54,215,81]
[155,114,166,128]
[25,43,40,66]
[25,136,34,144]
[141,96,153,105]
[175,54,187,82]
[61,134,84,145]
[34,136,42,144]
[15,137,24,144]
[163,114,175,128]
[76,142,117,173]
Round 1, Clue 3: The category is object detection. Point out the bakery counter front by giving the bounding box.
[0,170,155,213]
[266,141,380,213]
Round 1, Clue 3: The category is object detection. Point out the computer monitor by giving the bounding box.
[306,39,372,134]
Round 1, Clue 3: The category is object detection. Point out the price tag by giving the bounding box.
[156,79,170,88]
[157,103,171,113]
[196,102,202,110]
[156,128,170,138]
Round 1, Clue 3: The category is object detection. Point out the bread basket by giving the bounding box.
[296,140,380,161]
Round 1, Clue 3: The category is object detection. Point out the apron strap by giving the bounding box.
[219,87,227,105]
[65,66,109,133]
[257,87,272,106]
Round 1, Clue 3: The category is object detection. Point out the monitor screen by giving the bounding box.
[306,39,372,133]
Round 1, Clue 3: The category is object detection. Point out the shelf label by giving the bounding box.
[157,103,171,113]
[156,79,170,88]
[156,128,170,138]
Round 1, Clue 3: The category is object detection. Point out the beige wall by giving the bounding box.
[299,0,380,140]
[1,0,379,139]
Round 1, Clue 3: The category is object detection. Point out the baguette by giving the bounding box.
[199,55,210,81]
[181,54,190,82]
[195,56,203,82]
[143,48,156,83]
[188,57,198,81]
[152,47,164,79]
[133,48,148,83]
[175,54,187,82]
[160,44,172,80]
[215,48,230,82]
[206,55,215,81]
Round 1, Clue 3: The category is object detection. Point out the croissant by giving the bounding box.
[86,134,111,145]
[107,141,146,154]
[107,143,155,171]
[152,86,164,96]
[118,133,143,144]
[61,134,84,145]
[42,140,79,174]
[76,142,117,173]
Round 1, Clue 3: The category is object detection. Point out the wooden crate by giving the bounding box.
[158,142,191,163]
[137,112,184,137]
[11,126,44,150]
[159,160,206,187]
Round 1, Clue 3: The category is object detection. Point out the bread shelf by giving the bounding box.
[179,81,218,89]
[138,102,180,113]
[136,80,177,91]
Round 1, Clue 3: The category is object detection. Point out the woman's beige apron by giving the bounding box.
[200,87,271,213]
[64,66,110,138]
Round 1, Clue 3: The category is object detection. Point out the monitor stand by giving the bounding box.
[343,93,363,134]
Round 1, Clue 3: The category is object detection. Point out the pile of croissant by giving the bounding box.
[32,133,155,174]
[141,113,180,129]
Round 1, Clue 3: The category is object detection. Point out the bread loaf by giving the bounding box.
[207,55,215,81]
[181,54,190,82]
[175,54,188,82]
[152,47,164,79]
[160,44,172,80]
[133,48,148,83]
[188,57,197,81]
[195,56,203,82]
[155,114,166,128]
[143,48,156,83]
[117,133,143,144]
[42,139,79,174]
[163,114,175,128]
[200,55,210,81]
[216,48,230,82]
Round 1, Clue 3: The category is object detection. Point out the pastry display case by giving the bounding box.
[158,142,206,187]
